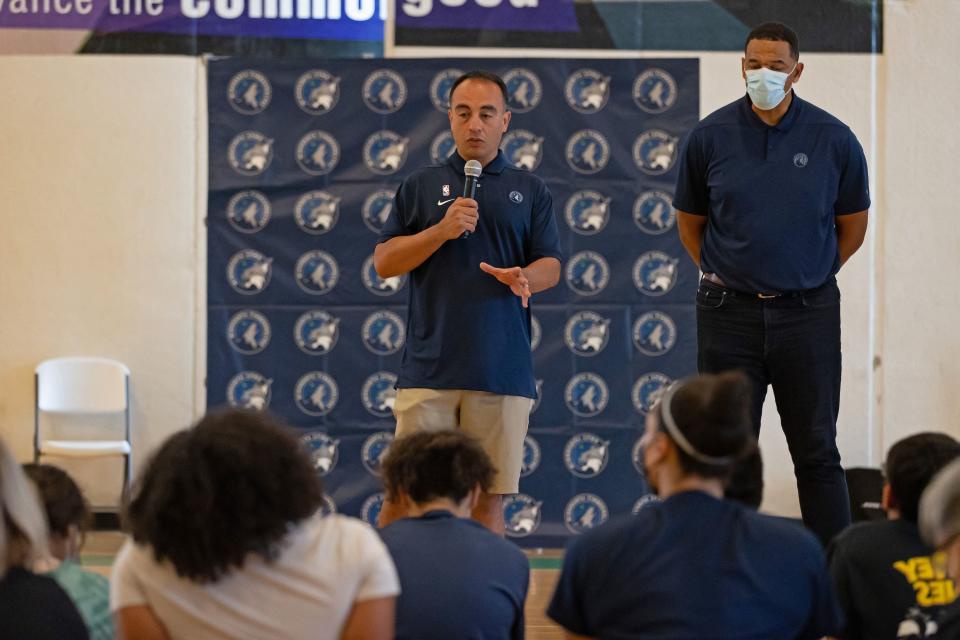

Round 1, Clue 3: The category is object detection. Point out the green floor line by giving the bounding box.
[529,557,562,570]
[80,555,116,567]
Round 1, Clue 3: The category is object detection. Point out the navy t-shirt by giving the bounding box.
[548,491,844,639]
[379,510,530,640]
[673,93,871,293]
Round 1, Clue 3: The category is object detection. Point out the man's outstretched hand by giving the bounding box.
[479,262,531,308]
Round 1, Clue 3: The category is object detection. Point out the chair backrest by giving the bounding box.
[36,357,130,413]
[845,466,886,523]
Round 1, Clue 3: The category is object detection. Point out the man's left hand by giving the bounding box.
[479,262,531,308]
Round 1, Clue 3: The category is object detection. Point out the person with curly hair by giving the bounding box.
[109,409,399,640]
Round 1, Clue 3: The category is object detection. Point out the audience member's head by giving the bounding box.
[22,464,90,561]
[919,458,960,579]
[124,409,324,583]
[725,446,764,509]
[381,431,495,516]
[883,432,960,523]
[0,439,49,576]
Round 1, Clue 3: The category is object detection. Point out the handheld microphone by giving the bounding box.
[461,159,482,239]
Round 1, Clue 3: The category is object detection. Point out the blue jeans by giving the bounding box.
[696,277,851,545]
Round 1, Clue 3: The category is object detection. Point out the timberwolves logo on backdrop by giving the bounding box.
[361,432,394,476]
[503,494,542,537]
[294,191,340,235]
[429,68,463,111]
[361,493,385,526]
[295,70,341,115]
[320,495,337,516]
[566,130,610,174]
[227,70,271,115]
[361,310,405,355]
[564,373,609,417]
[634,190,676,235]
[294,371,339,417]
[226,191,270,234]
[228,132,273,176]
[503,68,542,113]
[634,251,679,296]
[429,131,456,165]
[633,494,661,514]
[565,494,609,534]
[632,68,678,113]
[362,372,398,417]
[362,189,396,233]
[632,372,672,414]
[634,130,679,175]
[565,311,611,356]
[531,379,544,412]
[501,130,543,171]
[565,251,610,296]
[227,371,272,411]
[363,69,407,114]
[296,131,340,176]
[227,310,271,355]
[363,131,410,175]
[521,435,541,477]
[294,310,340,356]
[295,251,339,296]
[301,432,339,476]
[362,254,407,296]
[227,250,272,295]
[530,314,541,351]
[565,191,611,235]
[564,433,610,478]
[633,311,677,357]
[564,69,611,113]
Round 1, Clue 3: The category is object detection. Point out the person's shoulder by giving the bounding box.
[568,511,657,559]
[747,510,823,557]
[796,97,856,133]
[693,97,746,132]
[399,163,449,188]
[502,165,550,189]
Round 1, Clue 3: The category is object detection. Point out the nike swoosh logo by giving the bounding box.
[437,198,455,206]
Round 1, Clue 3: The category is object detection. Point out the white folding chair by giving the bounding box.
[34,357,132,507]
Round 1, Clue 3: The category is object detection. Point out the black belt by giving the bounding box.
[700,273,822,299]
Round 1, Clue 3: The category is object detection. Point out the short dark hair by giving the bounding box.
[381,431,495,504]
[886,432,960,524]
[724,447,764,509]
[22,464,89,538]
[124,409,324,583]
[448,70,509,110]
[745,22,800,60]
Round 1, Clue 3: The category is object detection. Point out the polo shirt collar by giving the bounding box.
[448,149,508,175]
[740,91,803,132]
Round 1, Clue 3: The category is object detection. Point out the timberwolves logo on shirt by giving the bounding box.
[503,494,542,537]
[294,191,340,235]
[632,372,672,415]
[564,372,609,417]
[794,152,809,168]
[294,371,339,417]
[633,494,661,514]
[564,433,610,478]
[227,70,271,115]
[228,132,273,176]
[633,190,676,235]
[501,130,544,171]
[531,379,544,412]
[227,371,272,411]
[564,311,611,356]
[503,68,542,113]
[429,131,456,165]
[565,190,611,235]
[296,131,340,176]
[361,311,405,356]
[565,251,610,296]
[530,314,542,351]
[361,493,385,526]
[320,494,337,516]
[632,68,678,114]
[295,70,341,115]
[362,372,398,417]
[226,191,270,234]
[564,69,611,113]
[294,310,340,356]
[362,189,396,233]
[633,130,679,175]
[227,310,271,355]
[521,435,542,477]
[633,311,677,357]
[295,251,339,296]
[633,251,679,296]
[429,68,463,111]
[362,254,407,296]
[363,131,410,175]
[566,130,610,174]
[301,432,339,476]
[565,494,609,534]
[363,69,407,114]
[227,250,272,295]
[361,432,394,476]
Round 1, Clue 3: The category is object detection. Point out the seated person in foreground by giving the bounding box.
[110,409,399,640]
[828,433,960,639]
[379,431,529,640]
[548,371,843,640]
[919,459,960,639]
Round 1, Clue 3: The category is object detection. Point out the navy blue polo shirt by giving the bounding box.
[378,151,562,399]
[673,93,871,293]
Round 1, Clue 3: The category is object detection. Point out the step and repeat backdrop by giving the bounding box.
[207,57,699,547]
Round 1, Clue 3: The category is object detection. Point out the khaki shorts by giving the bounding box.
[393,388,534,495]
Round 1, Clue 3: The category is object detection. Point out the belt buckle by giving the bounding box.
[757,292,779,299]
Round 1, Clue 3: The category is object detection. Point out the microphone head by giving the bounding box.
[464,159,483,178]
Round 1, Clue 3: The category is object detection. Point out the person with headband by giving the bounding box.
[548,372,843,639]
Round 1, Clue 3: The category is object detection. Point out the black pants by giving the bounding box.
[696,277,851,545]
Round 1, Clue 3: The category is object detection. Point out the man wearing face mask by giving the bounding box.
[673,22,871,547]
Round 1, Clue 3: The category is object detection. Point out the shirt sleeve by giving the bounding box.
[527,180,563,263]
[546,537,594,637]
[672,128,709,216]
[834,131,871,215]
[109,540,148,612]
[800,553,846,640]
[354,523,401,602]
[377,180,414,243]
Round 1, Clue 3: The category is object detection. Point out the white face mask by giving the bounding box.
[744,64,796,110]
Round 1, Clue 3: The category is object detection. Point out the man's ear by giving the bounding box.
[741,57,747,81]
[502,109,512,134]
[881,483,896,512]
[465,484,482,512]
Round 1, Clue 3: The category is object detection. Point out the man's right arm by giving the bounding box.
[374,197,478,278]
[676,211,707,269]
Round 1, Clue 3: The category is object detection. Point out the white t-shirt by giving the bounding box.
[111,513,399,640]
